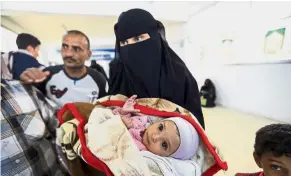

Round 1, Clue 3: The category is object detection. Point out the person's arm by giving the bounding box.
[21,65,62,96]
[33,86,58,135]
[68,157,86,176]
[20,68,50,93]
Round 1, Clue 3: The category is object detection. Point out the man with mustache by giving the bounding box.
[20,30,107,108]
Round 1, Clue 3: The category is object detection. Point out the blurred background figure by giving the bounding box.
[90,60,108,81]
[200,79,216,108]
[1,33,45,80]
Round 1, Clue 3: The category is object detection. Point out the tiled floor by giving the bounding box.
[202,107,280,176]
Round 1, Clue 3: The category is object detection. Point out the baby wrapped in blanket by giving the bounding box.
[113,95,200,160]
[57,95,228,176]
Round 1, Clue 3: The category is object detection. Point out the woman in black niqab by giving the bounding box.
[109,8,205,129]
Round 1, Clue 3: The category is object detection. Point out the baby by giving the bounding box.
[113,95,200,160]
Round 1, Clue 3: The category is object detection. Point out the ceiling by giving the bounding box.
[0,1,217,43]
[1,1,216,21]
[1,12,183,43]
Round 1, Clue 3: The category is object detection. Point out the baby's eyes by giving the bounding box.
[161,141,168,150]
[158,124,164,131]
[158,123,168,150]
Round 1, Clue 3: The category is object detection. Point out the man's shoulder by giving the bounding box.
[44,65,64,75]
[87,67,108,96]
[38,65,64,87]
[87,67,106,81]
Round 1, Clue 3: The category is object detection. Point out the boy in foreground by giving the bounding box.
[236,123,291,176]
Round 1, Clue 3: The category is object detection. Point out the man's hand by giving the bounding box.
[20,68,50,83]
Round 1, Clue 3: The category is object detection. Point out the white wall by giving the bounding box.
[192,62,291,123]
[1,27,18,52]
[184,2,291,123]
[1,26,49,65]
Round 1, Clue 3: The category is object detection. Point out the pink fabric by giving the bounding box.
[113,107,148,151]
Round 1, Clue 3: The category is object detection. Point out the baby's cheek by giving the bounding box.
[145,143,154,152]
[147,144,164,156]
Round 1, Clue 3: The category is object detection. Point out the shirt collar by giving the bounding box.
[15,49,34,57]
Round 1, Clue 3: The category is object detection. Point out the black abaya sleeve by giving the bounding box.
[184,74,205,129]
[108,59,120,94]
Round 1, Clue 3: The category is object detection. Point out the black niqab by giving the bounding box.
[109,9,205,128]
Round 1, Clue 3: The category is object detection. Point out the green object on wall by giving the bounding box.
[265,28,285,38]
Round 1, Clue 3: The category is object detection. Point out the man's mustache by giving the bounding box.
[63,57,76,62]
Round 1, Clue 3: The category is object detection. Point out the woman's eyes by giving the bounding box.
[134,36,143,42]
[120,40,128,45]
[120,36,144,46]
[271,164,281,171]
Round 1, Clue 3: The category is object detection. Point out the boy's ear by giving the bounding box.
[26,45,33,52]
[253,152,262,168]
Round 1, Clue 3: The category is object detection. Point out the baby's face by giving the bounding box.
[142,120,180,157]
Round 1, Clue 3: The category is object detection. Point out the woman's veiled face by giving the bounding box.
[120,33,150,47]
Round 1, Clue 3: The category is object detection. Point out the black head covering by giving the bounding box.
[204,79,216,101]
[205,79,211,87]
[109,8,205,128]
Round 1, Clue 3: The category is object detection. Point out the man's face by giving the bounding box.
[61,34,91,69]
[254,152,291,176]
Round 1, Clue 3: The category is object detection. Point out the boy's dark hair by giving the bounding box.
[16,33,41,49]
[254,123,291,157]
[66,30,90,50]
